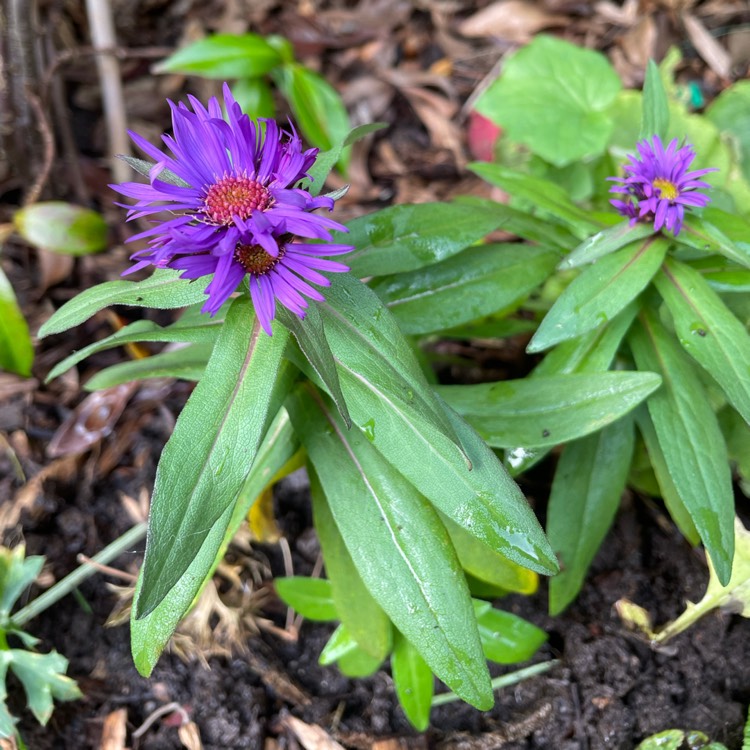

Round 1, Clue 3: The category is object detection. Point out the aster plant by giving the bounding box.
[406,59,750,619]
[40,85,559,727]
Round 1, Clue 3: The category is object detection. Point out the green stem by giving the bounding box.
[12,523,147,627]
[430,660,559,707]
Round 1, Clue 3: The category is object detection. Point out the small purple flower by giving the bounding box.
[608,135,717,236]
[112,84,352,334]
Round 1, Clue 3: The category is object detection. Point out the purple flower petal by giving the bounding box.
[607,135,718,236]
[112,85,353,334]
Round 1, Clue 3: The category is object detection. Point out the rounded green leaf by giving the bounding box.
[274,577,338,621]
[14,202,107,255]
[475,35,621,166]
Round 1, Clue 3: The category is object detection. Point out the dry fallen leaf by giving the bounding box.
[99,708,127,750]
[682,12,732,78]
[47,382,137,457]
[177,722,203,750]
[459,0,567,43]
[281,715,346,750]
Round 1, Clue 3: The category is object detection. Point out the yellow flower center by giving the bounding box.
[234,243,285,275]
[653,178,679,201]
[204,175,271,225]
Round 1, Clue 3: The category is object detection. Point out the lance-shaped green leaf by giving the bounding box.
[558,222,654,270]
[287,386,493,710]
[506,304,639,476]
[469,163,601,238]
[131,399,299,676]
[454,197,578,250]
[472,600,547,664]
[547,419,635,615]
[84,342,214,389]
[679,212,750,269]
[119,155,187,187]
[440,513,538,595]
[320,275,557,575]
[134,297,289,618]
[528,237,668,353]
[46,316,223,382]
[438,372,660,449]
[154,33,284,78]
[391,631,433,731]
[310,466,391,660]
[319,625,385,677]
[319,272,464,456]
[640,59,670,141]
[342,202,508,278]
[655,258,750,425]
[38,269,211,338]
[274,577,338,621]
[634,407,699,545]
[629,309,734,584]
[0,265,33,377]
[371,244,557,335]
[277,304,350,427]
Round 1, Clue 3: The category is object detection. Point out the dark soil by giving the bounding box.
[4,1,750,748]
[12,466,750,750]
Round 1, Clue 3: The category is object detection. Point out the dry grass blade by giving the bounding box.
[682,12,731,78]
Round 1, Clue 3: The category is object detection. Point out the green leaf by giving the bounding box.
[440,514,538,595]
[655,258,750,425]
[287,386,493,710]
[130,398,299,676]
[343,202,508,278]
[634,407,700,544]
[0,266,33,376]
[84,342,213,389]
[155,34,284,78]
[133,297,289,618]
[640,59,670,142]
[335,641,384,678]
[533,303,638,377]
[320,275,557,576]
[391,631,433,731]
[547,419,635,615]
[46,315,223,382]
[8,650,81,725]
[636,731,691,750]
[469,163,601,238]
[319,273,465,459]
[274,577,338,621]
[0,547,44,621]
[231,77,275,119]
[319,624,359,664]
[14,202,107,255]
[528,237,669,353]
[38,269,211,338]
[118,155,188,187]
[454,196,579,250]
[558,222,654,270]
[273,63,350,164]
[473,600,547,664]
[474,35,621,167]
[371,244,557,335]
[277,305,350,428]
[629,308,735,583]
[679,212,750,269]
[705,80,750,183]
[438,372,660,449]
[310,466,391,659]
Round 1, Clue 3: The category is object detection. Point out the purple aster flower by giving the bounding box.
[112,83,352,334]
[608,135,717,236]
